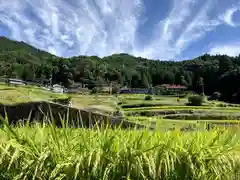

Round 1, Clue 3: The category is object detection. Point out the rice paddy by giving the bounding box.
[1,85,240,179]
[1,122,240,179]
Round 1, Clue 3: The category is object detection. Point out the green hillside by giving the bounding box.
[0,37,240,103]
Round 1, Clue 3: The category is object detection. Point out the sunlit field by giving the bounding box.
[1,85,240,178]
[1,121,240,179]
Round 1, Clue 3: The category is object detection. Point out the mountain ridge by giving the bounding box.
[0,36,213,61]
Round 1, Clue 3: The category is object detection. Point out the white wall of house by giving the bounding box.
[52,84,64,93]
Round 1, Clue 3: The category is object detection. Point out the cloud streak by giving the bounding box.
[0,0,239,59]
[220,7,240,27]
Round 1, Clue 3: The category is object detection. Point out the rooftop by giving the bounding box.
[161,84,187,89]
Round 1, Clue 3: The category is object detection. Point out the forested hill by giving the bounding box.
[1,36,240,102]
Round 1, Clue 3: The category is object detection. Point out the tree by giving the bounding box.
[197,77,204,95]
[3,36,240,104]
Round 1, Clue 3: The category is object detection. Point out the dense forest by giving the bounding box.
[1,36,240,102]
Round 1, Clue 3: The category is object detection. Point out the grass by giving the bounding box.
[0,84,67,104]
[70,94,117,112]
[1,120,240,179]
[118,95,188,107]
[0,84,117,112]
[123,105,240,111]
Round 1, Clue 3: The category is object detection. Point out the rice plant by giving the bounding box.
[0,117,239,180]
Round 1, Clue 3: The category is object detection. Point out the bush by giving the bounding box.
[188,95,204,106]
[145,95,153,101]
[140,111,154,117]
[91,87,97,94]
[111,85,120,94]
[53,96,72,105]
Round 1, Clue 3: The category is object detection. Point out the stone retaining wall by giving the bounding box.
[0,101,148,129]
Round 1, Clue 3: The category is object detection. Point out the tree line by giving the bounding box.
[1,36,240,102]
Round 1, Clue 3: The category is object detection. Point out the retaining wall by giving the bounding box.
[0,101,148,129]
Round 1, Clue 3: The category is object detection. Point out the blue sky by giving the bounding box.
[0,0,240,60]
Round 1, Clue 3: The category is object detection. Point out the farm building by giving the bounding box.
[164,84,187,92]
[52,84,64,93]
[155,84,187,94]
[25,80,43,87]
[119,88,152,94]
[66,83,89,94]
[6,78,26,86]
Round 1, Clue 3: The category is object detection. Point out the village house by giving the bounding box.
[155,84,187,94]
[119,88,152,94]
[6,78,26,86]
[66,82,89,93]
[52,84,64,93]
[164,84,187,92]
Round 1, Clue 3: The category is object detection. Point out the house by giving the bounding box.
[119,88,152,94]
[66,83,89,94]
[25,80,43,87]
[52,84,64,93]
[155,84,187,94]
[164,84,187,92]
[6,78,26,86]
[67,87,89,94]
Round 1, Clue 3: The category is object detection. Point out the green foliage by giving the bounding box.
[2,37,240,103]
[52,96,72,105]
[188,95,205,106]
[144,95,153,100]
[111,85,120,94]
[91,87,98,94]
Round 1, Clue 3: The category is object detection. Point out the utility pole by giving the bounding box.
[110,82,112,95]
[49,73,52,87]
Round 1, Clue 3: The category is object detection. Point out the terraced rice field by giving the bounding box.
[119,94,240,131]
[0,83,117,113]
[0,90,240,178]
[0,83,239,131]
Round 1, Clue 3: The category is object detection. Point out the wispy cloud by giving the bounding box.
[0,0,143,57]
[175,0,220,53]
[134,0,198,60]
[0,0,238,60]
[136,0,221,60]
[220,7,240,27]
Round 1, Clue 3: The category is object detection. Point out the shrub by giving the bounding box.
[140,111,154,117]
[188,95,204,106]
[53,96,72,105]
[111,85,120,94]
[145,95,153,101]
[91,87,97,94]
[218,103,227,107]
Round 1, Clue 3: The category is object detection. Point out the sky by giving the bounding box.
[0,0,240,60]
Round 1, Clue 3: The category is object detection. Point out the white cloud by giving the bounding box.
[135,0,197,60]
[0,0,238,60]
[136,0,221,60]
[209,43,240,57]
[220,7,240,27]
[175,0,220,53]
